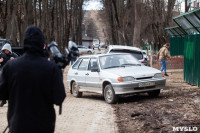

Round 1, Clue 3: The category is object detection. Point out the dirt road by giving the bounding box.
[113,72,200,133]
[1,51,200,133]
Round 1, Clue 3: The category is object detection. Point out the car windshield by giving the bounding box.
[99,54,141,69]
[78,46,84,48]
[109,49,143,60]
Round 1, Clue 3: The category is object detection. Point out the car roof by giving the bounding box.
[141,50,147,53]
[108,45,142,52]
[78,45,86,47]
[0,39,7,41]
[80,53,129,58]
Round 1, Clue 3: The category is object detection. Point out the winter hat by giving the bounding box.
[2,43,12,53]
[23,25,45,51]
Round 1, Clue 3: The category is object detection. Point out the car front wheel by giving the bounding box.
[104,84,118,104]
[72,82,82,98]
[148,89,160,97]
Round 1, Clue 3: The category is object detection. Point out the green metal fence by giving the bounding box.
[165,8,200,87]
[170,36,184,56]
[184,34,200,87]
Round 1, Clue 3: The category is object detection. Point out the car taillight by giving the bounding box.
[140,61,144,63]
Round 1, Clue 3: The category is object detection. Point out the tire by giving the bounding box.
[72,82,82,98]
[104,84,118,104]
[87,51,92,54]
[148,89,160,97]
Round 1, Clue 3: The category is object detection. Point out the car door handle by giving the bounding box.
[85,73,89,76]
[75,72,78,75]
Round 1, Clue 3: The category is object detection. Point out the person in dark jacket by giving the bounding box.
[0,43,18,107]
[0,25,66,133]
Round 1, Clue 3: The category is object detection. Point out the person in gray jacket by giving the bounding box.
[0,43,18,107]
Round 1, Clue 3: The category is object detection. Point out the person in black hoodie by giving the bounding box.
[0,43,18,107]
[0,25,66,133]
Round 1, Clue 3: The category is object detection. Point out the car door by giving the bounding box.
[85,58,101,93]
[82,46,88,54]
[78,46,84,54]
[76,58,90,89]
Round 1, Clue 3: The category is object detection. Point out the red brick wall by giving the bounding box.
[151,55,184,69]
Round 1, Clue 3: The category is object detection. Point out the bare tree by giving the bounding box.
[6,0,18,44]
[100,0,177,50]
[0,0,7,38]
[0,0,85,51]
[185,0,190,12]
[133,0,144,48]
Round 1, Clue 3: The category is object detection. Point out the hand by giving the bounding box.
[10,57,14,60]
[0,58,3,63]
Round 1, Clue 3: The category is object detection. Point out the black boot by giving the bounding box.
[164,73,169,76]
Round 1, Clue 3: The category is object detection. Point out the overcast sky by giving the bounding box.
[83,0,103,10]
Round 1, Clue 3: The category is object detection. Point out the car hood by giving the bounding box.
[102,66,160,78]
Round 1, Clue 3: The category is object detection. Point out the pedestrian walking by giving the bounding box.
[98,45,101,52]
[0,25,66,133]
[0,43,18,107]
[157,43,170,76]
[68,41,79,65]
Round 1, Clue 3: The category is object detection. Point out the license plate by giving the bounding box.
[139,82,155,87]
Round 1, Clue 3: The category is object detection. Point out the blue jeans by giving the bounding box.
[71,58,76,65]
[71,60,75,65]
[160,59,167,74]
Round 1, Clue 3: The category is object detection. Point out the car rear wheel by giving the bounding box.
[87,51,92,54]
[148,89,160,97]
[104,84,118,104]
[72,82,82,98]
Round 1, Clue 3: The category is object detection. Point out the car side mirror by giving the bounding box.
[91,68,99,72]
[144,57,147,61]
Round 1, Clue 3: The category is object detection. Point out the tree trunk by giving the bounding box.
[133,0,143,48]
[6,0,18,45]
[185,0,190,12]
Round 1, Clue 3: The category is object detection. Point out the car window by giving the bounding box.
[88,58,98,70]
[72,58,82,69]
[78,58,90,71]
[79,46,87,49]
[110,49,143,60]
[0,41,3,46]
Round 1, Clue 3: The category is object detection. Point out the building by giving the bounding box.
[82,36,93,48]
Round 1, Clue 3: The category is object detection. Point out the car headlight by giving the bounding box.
[154,73,163,78]
[117,77,135,82]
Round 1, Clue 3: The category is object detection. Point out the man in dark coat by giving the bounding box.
[0,26,66,133]
[0,43,18,107]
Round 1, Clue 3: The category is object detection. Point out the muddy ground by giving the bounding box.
[113,72,200,133]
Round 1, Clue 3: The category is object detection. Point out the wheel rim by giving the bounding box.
[106,88,113,102]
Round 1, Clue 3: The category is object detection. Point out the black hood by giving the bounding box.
[23,26,45,53]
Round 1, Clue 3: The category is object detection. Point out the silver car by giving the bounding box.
[67,53,166,104]
[78,46,94,55]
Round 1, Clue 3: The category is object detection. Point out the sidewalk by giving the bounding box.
[167,69,183,73]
